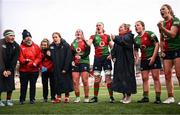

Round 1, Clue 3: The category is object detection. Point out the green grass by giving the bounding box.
[0,86,180,114]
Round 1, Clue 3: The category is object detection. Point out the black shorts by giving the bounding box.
[163,49,180,60]
[140,56,162,71]
[93,56,112,71]
[72,63,90,72]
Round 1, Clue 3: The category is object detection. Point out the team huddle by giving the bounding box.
[0,4,180,106]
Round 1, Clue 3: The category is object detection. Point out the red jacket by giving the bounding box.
[19,42,42,72]
[40,51,53,72]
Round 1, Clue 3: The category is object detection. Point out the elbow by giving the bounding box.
[155,43,159,49]
[86,43,90,46]
[170,32,177,38]
[171,34,176,39]
[86,41,91,46]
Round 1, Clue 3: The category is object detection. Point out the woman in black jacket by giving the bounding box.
[111,23,137,104]
[49,32,73,103]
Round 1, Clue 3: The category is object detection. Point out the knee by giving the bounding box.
[164,70,172,79]
[142,77,149,82]
[105,77,112,84]
[94,71,101,76]
[94,77,101,83]
[73,80,79,86]
[165,77,172,81]
[82,78,89,86]
[83,81,89,87]
[153,76,160,82]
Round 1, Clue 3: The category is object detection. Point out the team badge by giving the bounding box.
[175,52,178,57]
[2,44,6,48]
[160,52,166,58]
[108,65,110,68]
[151,34,155,38]
[95,36,99,40]
[72,61,75,66]
[13,46,16,50]
[50,46,54,49]
[154,64,157,67]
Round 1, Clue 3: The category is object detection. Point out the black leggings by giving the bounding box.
[41,72,55,100]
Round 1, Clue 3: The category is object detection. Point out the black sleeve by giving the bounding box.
[111,44,117,59]
[63,43,72,72]
[49,44,56,64]
[113,33,134,46]
[9,43,20,73]
[0,66,3,75]
[71,48,76,57]
[151,36,159,43]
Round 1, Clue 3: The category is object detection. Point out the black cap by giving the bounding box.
[22,29,32,39]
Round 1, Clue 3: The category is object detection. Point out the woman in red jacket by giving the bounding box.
[18,30,42,104]
[40,38,55,102]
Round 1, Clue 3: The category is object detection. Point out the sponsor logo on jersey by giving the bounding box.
[76,47,81,53]
[99,41,105,47]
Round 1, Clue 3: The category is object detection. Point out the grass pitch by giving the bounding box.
[0,86,180,114]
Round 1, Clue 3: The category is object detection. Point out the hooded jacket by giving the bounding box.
[19,42,42,72]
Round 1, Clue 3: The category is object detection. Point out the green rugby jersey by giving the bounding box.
[90,34,111,57]
[134,31,159,60]
[161,17,180,51]
[71,39,90,64]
